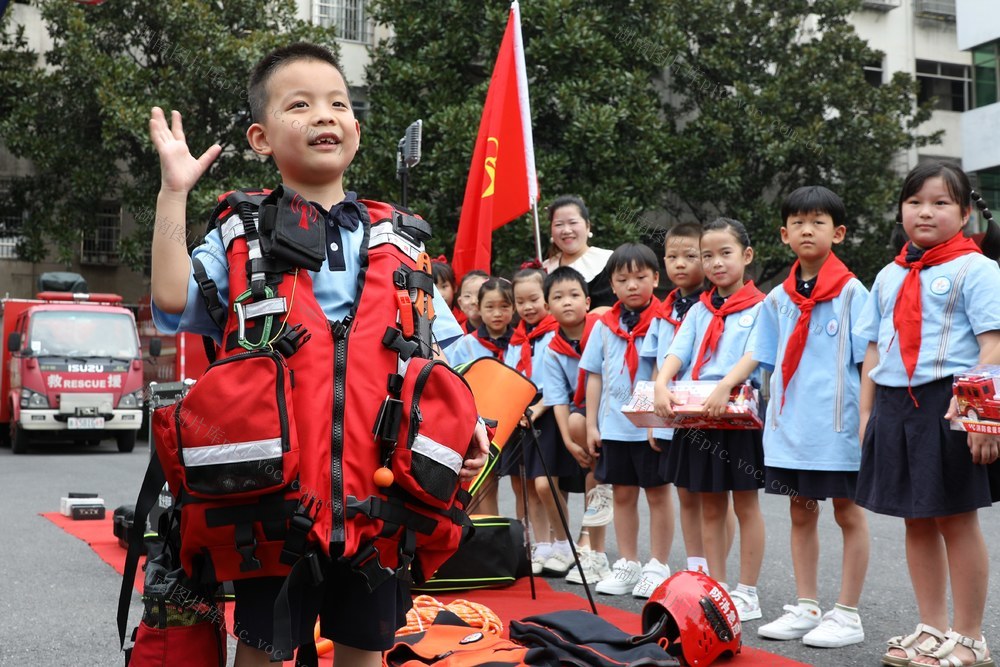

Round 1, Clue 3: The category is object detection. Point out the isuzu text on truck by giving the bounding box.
[2,291,145,453]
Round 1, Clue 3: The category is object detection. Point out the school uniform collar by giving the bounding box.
[311,191,361,232]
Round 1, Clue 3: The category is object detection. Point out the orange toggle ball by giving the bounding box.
[373,467,394,488]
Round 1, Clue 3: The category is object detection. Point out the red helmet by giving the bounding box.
[640,571,742,667]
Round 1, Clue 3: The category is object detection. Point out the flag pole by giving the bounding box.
[531,201,543,265]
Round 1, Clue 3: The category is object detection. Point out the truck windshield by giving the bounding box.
[28,311,139,358]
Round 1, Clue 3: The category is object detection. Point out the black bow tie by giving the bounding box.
[313,192,361,232]
[674,290,702,320]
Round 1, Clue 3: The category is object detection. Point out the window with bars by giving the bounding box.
[916,59,971,112]
[80,201,121,265]
[313,0,371,44]
[0,180,24,260]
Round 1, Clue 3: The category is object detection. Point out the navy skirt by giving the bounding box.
[764,467,858,501]
[595,439,670,488]
[855,377,993,518]
[661,428,764,493]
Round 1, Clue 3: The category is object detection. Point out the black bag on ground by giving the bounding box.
[113,504,141,553]
[411,515,529,592]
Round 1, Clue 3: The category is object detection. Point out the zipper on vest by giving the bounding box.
[330,316,351,544]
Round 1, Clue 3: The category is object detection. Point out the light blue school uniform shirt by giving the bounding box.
[152,197,462,347]
[578,313,671,442]
[445,331,526,375]
[640,317,678,375]
[667,300,764,385]
[751,278,869,471]
[542,338,582,407]
[853,253,1000,387]
[523,330,556,394]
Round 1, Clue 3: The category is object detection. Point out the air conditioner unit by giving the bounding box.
[914,0,956,20]
[860,0,900,11]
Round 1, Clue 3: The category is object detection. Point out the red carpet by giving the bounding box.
[44,512,808,666]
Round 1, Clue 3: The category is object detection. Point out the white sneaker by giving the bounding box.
[730,587,762,621]
[530,543,552,576]
[758,604,821,640]
[565,549,611,585]
[542,543,574,576]
[581,484,614,527]
[802,608,865,648]
[595,558,641,595]
[632,558,671,599]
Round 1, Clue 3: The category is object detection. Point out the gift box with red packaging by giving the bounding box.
[951,365,1000,435]
[622,380,763,431]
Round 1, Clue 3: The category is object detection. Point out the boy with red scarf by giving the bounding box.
[855,162,1000,667]
[579,243,674,596]
[542,266,609,585]
[705,187,872,649]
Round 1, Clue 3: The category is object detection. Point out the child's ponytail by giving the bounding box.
[971,190,1000,261]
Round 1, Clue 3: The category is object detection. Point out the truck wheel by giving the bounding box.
[11,421,29,454]
[116,431,136,453]
[967,408,980,422]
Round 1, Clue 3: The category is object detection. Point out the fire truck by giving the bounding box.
[2,290,145,454]
[953,367,1000,423]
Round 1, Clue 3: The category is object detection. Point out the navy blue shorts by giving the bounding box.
[232,557,411,653]
[595,439,670,488]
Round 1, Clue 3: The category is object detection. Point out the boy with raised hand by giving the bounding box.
[705,186,871,649]
[149,43,487,667]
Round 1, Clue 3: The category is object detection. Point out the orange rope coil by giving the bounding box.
[398,594,503,636]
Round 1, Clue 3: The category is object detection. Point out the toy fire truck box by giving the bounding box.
[952,365,1000,435]
[622,380,764,431]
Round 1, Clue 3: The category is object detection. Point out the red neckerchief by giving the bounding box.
[548,313,600,408]
[779,254,855,412]
[513,314,560,377]
[657,288,682,328]
[452,305,467,329]
[691,282,765,380]
[600,298,661,384]
[469,325,515,363]
[892,234,981,405]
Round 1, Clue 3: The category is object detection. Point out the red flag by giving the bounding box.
[453,1,537,280]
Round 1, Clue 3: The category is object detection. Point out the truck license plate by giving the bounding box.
[68,417,105,429]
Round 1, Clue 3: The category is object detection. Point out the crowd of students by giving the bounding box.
[434,161,1000,666]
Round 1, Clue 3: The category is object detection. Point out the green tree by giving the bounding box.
[353,0,678,274]
[0,0,336,269]
[658,0,937,283]
[358,0,936,283]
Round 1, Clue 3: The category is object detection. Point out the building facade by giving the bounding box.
[957,0,1000,213]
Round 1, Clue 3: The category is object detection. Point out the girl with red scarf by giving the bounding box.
[578,243,674,597]
[653,218,766,623]
[854,162,1000,667]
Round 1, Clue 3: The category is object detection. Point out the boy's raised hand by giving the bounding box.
[149,107,221,194]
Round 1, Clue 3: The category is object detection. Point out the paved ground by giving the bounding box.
[1,437,998,666]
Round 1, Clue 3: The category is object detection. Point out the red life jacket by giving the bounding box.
[138,189,478,658]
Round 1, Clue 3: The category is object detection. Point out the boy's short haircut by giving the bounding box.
[457,269,489,292]
[780,185,846,228]
[607,242,659,275]
[248,42,345,124]
[664,222,703,244]
[544,266,589,301]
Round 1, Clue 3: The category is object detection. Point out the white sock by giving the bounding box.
[834,603,860,620]
[736,583,758,598]
[687,556,709,574]
[553,539,571,554]
[798,598,821,615]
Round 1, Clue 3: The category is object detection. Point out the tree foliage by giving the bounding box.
[352,0,677,273]
[657,0,938,283]
[0,0,336,269]
[358,0,937,283]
